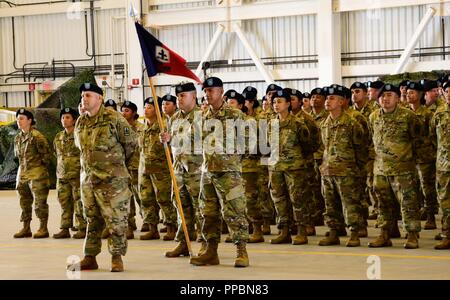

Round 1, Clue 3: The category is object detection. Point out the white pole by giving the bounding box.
[392,7,436,75]
[194,24,225,78]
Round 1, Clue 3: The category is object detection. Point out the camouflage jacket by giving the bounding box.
[169,106,203,174]
[430,104,450,172]
[320,112,368,177]
[127,121,145,172]
[139,119,168,174]
[74,105,136,182]
[268,113,311,171]
[293,110,321,163]
[409,105,436,164]
[311,109,329,160]
[202,102,244,172]
[369,105,422,176]
[241,113,261,173]
[14,128,51,180]
[352,99,378,121]
[54,130,80,180]
[426,97,446,114]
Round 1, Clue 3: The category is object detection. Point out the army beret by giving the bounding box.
[302,92,311,98]
[442,81,450,91]
[202,77,223,89]
[175,82,196,95]
[121,100,138,112]
[326,85,346,98]
[265,84,283,95]
[79,82,103,96]
[406,81,423,92]
[399,80,410,88]
[343,86,352,99]
[366,81,384,89]
[161,94,177,104]
[284,88,303,100]
[104,99,117,110]
[273,89,291,102]
[437,74,449,87]
[262,95,267,101]
[144,97,163,107]
[350,81,367,91]
[16,108,35,125]
[60,107,79,119]
[242,86,258,100]
[420,79,438,92]
[380,84,400,96]
[224,89,245,104]
[310,87,326,96]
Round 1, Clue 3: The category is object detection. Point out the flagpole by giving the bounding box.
[147,76,194,257]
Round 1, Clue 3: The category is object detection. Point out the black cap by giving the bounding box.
[273,89,291,102]
[437,74,449,87]
[406,81,423,92]
[161,94,177,104]
[242,86,258,100]
[121,100,138,112]
[420,79,438,92]
[399,80,410,88]
[175,82,196,95]
[310,87,326,96]
[443,81,450,91]
[350,81,367,91]
[366,81,384,89]
[380,84,400,97]
[104,99,117,110]
[144,97,162,107]
[60,107,79,119]
[202,77,223,89]
[224,90,245,104]
[79,82,103,96]
[302,92,311,98]
[285,88,303,100]
[265,84,283,95]
[326,85,346,98]
[16,108,35,125]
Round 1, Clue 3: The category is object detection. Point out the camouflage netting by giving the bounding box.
[0,70,97,189]
[379,70,448,84]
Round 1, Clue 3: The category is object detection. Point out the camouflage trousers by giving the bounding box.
[200,171,249,244]
[321,176,365,231]
[312,159,325,219]
[16,177,50,222]
[128,170,142,228]
[257,167,275,222]
[374,173,421,233]
[81,177,131,257]
[56,177,86,230]
[269,169,312,228]
[367,175,379,214]
[139,172,177,226]
[173,170,202,242]
[436,171,450,237]
[243,172,263,225]
[416,163,439,215]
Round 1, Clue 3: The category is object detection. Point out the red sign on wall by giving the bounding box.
[28,83,36,91]
[132,78,140,85]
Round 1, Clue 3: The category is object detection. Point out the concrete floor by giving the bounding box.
[0,190,449,280]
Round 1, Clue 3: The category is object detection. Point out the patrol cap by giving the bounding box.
[302,92,311,99]
[175,82,196,95]
[161,94,177,104]
[265,84,283,95]
[442,81,450,91]
[242,86,257,100]
[121,100,138,112]
[16,108,35,125]
[104,99,117,110]
[350,81,367,91]
[406,81,423,92]
[379,84,400,97]
[202,77,223,90]
[60,107,79,119]
[310,87,326,96]
[79,82,103,96]
[399,80,410,88]
[285,88,303,100]
[224,89,245,104]
[273,89,291,102]
[325,85,346,98]
[365,80,384,89]
[420,79,438,92]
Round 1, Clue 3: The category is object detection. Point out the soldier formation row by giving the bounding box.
[12,76,450,272]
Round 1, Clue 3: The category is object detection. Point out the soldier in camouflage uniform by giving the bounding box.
[423,79,445,114]
[189,77,250,268]
[53,107,86,239]
[430,80,450,249]
[13,108,51,239]
[366,80,384,104]
[267,89,313,246]
[139,97,177,241]
[406,82,438,230]
[302,92,312,115]
[162,94,178,119]
[160,82,204,257]
[399,80,410,108]
[368,84,422,249]
[71,83,136,272]
[318,86,367,247]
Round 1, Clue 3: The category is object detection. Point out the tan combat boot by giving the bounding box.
[190,240,220,266]
[292,225,308,245]
[424,214,437,230]
[390,222,401,238]
[234,242,249,268]
[434,238,450,250]
[53,228,71,239]
[13,220,32,238]
[319,229,340,246]
[165,241,190,258]
[248,223,264,243]
[33,219,49,239]
[162,224,176,241]
[404,231,419,249]
[140,224,160,240]
[346,230,361,247]
[306,225,316,236]
[78,255,98,270]
[141,223,150,232]
[270,225,292,244]
[262,219,271,235]
[101,227,111,239]
[72,229,86,239]
[126,226,134,240]
[368,228,392,248]
[325,226,347,237]
[111,255,124,272]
